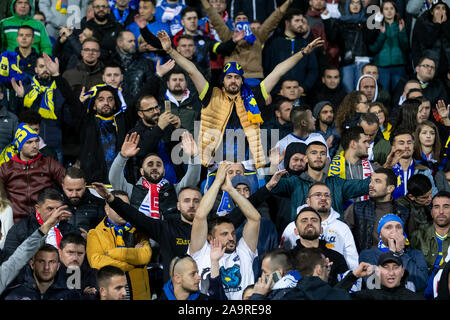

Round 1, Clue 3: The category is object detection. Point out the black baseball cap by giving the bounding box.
[377,251,403,267]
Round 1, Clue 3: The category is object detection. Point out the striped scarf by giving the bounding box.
[36,212,62,249]
[105,218,132,248]
[328,151,373,200]
[24,77,58,120]
[138,177,169,219]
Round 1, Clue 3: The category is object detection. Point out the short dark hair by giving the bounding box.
[178,186,202,198]
[341,126,365,151]
[37,188,63,205]
[34,243,59,259]
[208,216,234,235]
[284,8,304,24]
[60,233,86,250]
[306,140,327,152]
[295,206,322,224]
[359,112,379,126]
[322,66,339,76]
[96,265,125,288]
[103,63,123,74]
[433,190,450,202]
[181,6,198,19]
[406,88,423,99]
[407,174,432,197]
[262,248,294,273]
[374,167,397,188]
[136,94,157,111]
[17,25,35,36]
[18,110,42,125]
[63,166,86,181]
[390,127,414,145]
[362,63,378,73]
[417,56,436,67]
[272,95,293,112]
[307,182,330,198]
[294,247,324,277]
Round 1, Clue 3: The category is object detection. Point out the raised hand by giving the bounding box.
[91,182,112,200]
[436,100,449,119]
[43,53,60,77]
[210,238,226,263]
[79,86,89,104]
[11,78,24,98]
[221,173,234,193]
[215,161,231,186]
[232,29,245,43]
[253,275,272,296]
[302,37,325,55]
[156,59,176,78]
[266,169,288,191]
[120,132,141,158]
[157,111,174,130]
[157,30,173,53]
[181,131,199,158]
[352,262,375,278]
[383,146,405,169]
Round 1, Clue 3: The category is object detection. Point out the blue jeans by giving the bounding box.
[378,65,406,94]
[341,61,368,93]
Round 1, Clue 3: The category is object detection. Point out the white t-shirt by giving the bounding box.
[188,238,257,300]
[276,133,329,170]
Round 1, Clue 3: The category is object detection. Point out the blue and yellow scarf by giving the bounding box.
[0,51,23,83]
[56,0,68,14]
[24,77,58,120]
[222,62,263,125]
[0,123,39,166]
[105,218,132,248]
[391,160,415,200]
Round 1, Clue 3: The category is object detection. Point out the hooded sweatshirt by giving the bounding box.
[0,0,53,55]
[280,204,359,270]
[356,74,378,102]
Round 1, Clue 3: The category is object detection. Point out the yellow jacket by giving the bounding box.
[86,218,152,300]
[198,85,267,169]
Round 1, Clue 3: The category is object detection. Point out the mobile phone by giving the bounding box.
[271,271,282,284]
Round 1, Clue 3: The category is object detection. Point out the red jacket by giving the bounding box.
[0,153,65,223]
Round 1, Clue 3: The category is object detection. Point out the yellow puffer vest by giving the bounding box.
[198,86,266,169]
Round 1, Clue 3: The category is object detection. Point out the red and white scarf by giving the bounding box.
[138,177,169,219]
[36,212,62,248]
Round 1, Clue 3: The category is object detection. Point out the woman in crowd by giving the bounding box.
[368,0,409,93]
[369,101,392,140]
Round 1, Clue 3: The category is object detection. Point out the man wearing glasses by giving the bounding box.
[85,0,124,55]
[63,38,105,98]
[395,56,448,107]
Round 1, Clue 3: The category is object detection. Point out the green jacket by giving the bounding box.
[0,0,52,55]
[270,171,371,221]
[369,21,409,67]
[410,224,450,273]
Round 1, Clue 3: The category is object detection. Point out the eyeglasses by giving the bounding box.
[93,5,108,9]
[310,192,331,199]
[171,254,191,277]
[82,48,100,53]
[139,105,160,113]
[419,64,435,70]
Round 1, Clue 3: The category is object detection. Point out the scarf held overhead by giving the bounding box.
[24,77,58,120]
